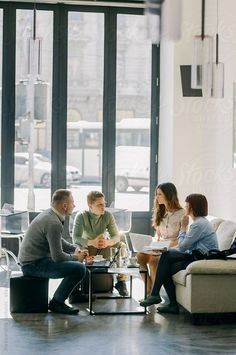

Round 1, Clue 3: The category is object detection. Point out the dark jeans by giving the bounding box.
[21,257,86,303]
[151,250,194,305]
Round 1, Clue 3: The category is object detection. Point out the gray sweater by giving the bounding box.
[19,209,77,265]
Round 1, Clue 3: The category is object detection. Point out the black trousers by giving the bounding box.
[151,250,194,304]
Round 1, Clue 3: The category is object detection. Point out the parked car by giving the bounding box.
[14,152,81,187]
[115,146,150,192]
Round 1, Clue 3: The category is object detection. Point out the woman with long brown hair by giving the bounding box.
[137,182,184,295]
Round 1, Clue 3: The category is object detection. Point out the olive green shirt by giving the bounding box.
[72,210,119,247]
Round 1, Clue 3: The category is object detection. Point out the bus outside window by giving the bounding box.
[66,118,150,188]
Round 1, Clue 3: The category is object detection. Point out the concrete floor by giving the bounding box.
[1,264,236,355]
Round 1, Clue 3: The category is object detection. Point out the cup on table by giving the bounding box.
[129,256,137,266]
[94,254,103,261]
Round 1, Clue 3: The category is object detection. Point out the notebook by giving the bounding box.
[129,233,170,254]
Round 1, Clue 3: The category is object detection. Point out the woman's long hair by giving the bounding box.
[152,182,182,228]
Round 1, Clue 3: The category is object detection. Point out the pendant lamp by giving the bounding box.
[211,0,224,98]
[161,0,182,42]
[145,0,163,44]
[28,0,42,76]
[191,0,213,94]
[27,0,42,212]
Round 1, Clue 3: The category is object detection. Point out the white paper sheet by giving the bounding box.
[143,240,171,251]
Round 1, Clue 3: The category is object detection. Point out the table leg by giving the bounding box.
[130,275,132,298]
[89,270,93,315]
[86,269,147,315]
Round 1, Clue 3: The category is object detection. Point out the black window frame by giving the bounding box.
[0,1,160,235]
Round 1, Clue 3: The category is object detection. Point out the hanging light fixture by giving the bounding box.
[211,0,224,98]
[145,0,163,44]
[26,1,42,212]
[145,0,182,44]
[191,0,213,95]
[27,0,42,76]
[161,0,182,42]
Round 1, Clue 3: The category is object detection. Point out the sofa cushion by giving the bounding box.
[209,217,224,232]
[172,270,188,286]
[216,220,236,250]
[186,259,236,274]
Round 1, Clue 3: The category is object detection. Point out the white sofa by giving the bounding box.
[172,217,236,322]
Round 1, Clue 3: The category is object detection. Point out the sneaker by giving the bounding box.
[157,304,179,314]
[49,299,79,315]
[115,281,129,297]
[68,291,96,304]
[139,295,162,307]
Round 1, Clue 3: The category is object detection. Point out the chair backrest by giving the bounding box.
[29,211,40,224]
[106,208,132,233]
[69,211,77,234]
[69,208,132,234]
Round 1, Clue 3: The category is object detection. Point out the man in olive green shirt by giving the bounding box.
[72,191,128,297]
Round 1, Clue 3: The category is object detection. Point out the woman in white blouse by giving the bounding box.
[137,182,185,294]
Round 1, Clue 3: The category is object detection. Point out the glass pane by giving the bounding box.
[15,10,53,211]
[0,9,2,209]
[67,12,104,210]
[115,15,151,211]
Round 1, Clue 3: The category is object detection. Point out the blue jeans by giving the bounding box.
[21,257,86,303]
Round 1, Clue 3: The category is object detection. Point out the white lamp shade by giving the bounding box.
[161,0,182,41]
[191,35,213,90]
[211,62,224,98]
[145,0,161,44]
[145,9,161,44]
[28,37,42,76]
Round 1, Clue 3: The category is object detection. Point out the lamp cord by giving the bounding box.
[216,0,219,64]
[33,0,36,40]
[201,0,205,41]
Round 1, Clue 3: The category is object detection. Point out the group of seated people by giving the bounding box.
[18,183,222,315]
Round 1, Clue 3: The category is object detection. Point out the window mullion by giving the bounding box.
[102,9,117,205]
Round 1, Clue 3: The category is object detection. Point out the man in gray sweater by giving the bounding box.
[18,189,87,315]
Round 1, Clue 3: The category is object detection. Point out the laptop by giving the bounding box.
[86,246,121,268]
[129,233,170,254]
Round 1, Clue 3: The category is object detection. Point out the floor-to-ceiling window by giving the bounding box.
[67,11,104,210]
[115,14,151,211]
[14,9,53,211]
[0,3,159,234]
[0,9,3,209]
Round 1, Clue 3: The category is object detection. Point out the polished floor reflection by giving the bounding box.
[1,267,236,355]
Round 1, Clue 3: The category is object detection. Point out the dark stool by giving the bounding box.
[10,275,49,313]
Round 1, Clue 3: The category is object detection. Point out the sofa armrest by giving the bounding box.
[186,259,236,274]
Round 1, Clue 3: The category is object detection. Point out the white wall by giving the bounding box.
[159,0,236,220]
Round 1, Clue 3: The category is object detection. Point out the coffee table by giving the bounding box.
[87,264,147,315]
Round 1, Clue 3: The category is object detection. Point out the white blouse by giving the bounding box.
[156,208,185,242]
